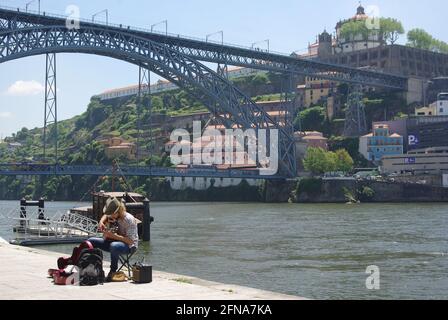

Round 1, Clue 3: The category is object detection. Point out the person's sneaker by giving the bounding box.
[106,271,116,282]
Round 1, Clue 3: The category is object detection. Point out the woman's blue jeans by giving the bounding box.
[87,237,130,272]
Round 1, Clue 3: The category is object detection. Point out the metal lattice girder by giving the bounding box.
[137,66,151,162]
[0,17,40,30]
[0,26,296,176]
[343,85,367,137]
[0,7,408,90]
[43,53,58,163]
[280,75,297,174]
[217,63,228,79]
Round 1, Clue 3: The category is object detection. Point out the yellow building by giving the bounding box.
[299,76,338,108]
[98,137,136,160]
[415,105,437,116]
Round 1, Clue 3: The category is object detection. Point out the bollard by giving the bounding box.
[142,198,152,242]
[125,200,153,242]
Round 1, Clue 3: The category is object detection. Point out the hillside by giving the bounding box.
[0,72,410,200]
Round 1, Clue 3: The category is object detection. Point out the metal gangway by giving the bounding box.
[58,211,100,236]
[4,207,100,246]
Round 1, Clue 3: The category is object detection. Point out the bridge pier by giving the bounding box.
[137,66,151,164]
[343,84,367,137]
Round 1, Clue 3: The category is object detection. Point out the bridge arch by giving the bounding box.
[0,25,296,176]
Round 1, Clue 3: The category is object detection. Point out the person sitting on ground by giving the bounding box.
[88,197,139,281]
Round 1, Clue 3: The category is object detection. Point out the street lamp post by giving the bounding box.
[26,0,40,14]
[206,31,224,45]
[151,20,168,36]
[92,9,108,25]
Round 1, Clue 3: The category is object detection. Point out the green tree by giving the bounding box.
[16,127,30,141]
[407,28,448,54]
[407,28,434,50]
[340,20,370,51]
[432,39,448,54]
[303,147,328,174]
[151,96,164,111]
[335,149,354,172]
[294,106,326,131]
[379,18,404,44]
[340,20,368,40]
[325,151,338,173]
[252,73,270,86]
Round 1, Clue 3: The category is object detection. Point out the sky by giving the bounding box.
[0,0,447,137]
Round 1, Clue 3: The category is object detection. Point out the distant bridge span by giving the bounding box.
[0,164,285,180]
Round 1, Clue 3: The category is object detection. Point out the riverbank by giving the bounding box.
[291,179,448,203]
[3,177,447,204]
[0,241,304,300]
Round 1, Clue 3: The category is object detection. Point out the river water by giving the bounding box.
[0,200,447,299]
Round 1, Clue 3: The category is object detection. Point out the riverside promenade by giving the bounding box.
[0,239,304,300]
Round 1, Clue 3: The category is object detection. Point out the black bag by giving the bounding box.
[77,247,105,286]
[132,261,152,284]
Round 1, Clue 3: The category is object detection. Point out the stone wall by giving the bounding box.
[293,179,448,203]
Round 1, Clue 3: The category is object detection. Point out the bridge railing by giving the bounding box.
[0,5,285,56]
[0,163,274,179]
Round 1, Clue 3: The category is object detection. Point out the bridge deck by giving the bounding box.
[0,164,285,180]
[0,6,408,90]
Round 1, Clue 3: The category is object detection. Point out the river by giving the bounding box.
[0,200,447,299]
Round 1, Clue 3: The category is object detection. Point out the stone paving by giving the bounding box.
[0,242,305,300]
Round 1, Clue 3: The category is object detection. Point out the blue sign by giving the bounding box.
[408,134,419,146]
[405,157,416,164]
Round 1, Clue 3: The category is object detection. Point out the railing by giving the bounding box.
[6,209,99,241]
[0,5,284,56]
[0,163,281,179]
[59,211,99,235]
[0,5,408,90]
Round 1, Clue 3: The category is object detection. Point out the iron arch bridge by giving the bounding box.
[0,25,296,177]
[0,7,408,89]
[0,6,410,179]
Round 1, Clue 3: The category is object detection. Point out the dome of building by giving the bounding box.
[336,3,369,29]
[357,3,365,15]
[353,3,368,20]
[319,29,332,43]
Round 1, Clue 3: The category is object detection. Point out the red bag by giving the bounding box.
[57,241,94,269]
[50,241,94,286]
[52,270,76,285]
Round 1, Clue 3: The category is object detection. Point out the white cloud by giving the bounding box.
[0,112,12,118]
[6,80,45,96]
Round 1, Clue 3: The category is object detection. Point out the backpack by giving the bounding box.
[54,241,105,286]
[57,240,93,269]
[77,246,105,286]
